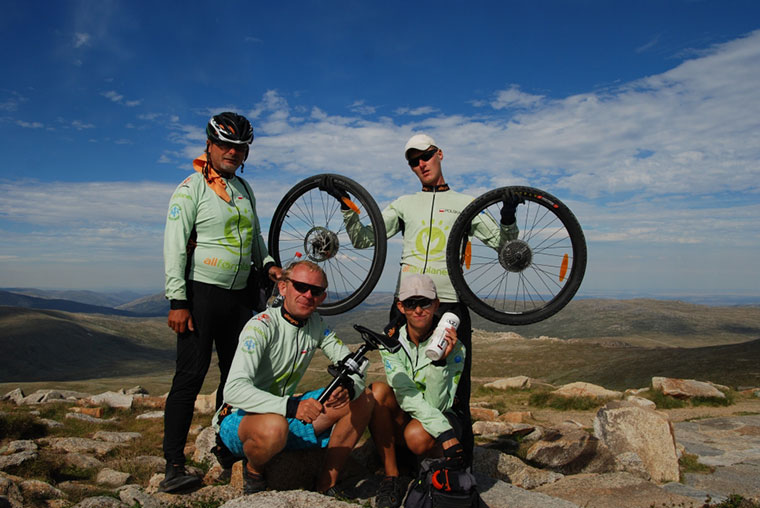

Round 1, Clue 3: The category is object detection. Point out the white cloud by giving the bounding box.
[101,90,142,107]
[73,32,91,48]
[349,100,377,115]
[490,84,545,110]
[71,120,95,130]
[395,106,438,116]
[16,120,44,129]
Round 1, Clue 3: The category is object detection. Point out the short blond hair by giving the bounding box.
[281,259,327,287]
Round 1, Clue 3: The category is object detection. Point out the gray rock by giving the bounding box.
[19,479,64,500]
[72,496,129,508]
[593,402,679,483]
[484,376,532,390]
[652,377,725,399]
[19,389,89,405]
[219,490,373,508]
[0,476,23,506]
[662,482,725,505]
[526,426,599,474]
[39,418,63,428]
[552,382,622,400]
[192,426,218,466]
[65,413,117,424]
[1,389,24,405]
[62,453,104,470]
[93,431,141,444]
[624,396,656,409]
[475,474,579,508]
[48,437,122,456]
[96,468,131,488]
[136,411,164,420]
[0,451,37,470]
[473,421,535,438]
[88,391,134,409]
[2,441,37,454]
[536,472,702,508]
[473,446,564,489]
[118,484,163,508]
[683,463,760,501]
[132,455,166,472]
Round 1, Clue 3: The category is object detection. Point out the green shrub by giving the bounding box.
[679,452,713,475]
[641,389,687,409]
[0,411,48,440]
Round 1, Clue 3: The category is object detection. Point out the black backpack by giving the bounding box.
[404,458,488,508]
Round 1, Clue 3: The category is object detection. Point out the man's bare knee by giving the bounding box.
[371,381,396,407]
[240,414,288,448]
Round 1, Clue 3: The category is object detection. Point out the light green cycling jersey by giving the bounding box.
[164,169,274,301]
[380,324,466,438]
[213,306,364,430]
[343,186,518,302]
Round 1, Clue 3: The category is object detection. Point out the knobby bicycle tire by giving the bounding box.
[446,186,586,325]
[268,174,387,315]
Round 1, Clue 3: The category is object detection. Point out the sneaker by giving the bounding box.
[243,464,267,495]
[375,475,407,508]
[158,463,201,493]
[323,485,352,500]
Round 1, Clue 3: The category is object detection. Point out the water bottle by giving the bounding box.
[425,312,460,361]
[268,252,303,308]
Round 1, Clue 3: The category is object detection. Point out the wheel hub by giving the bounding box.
[499,239,532,272]
[304,227,340,262]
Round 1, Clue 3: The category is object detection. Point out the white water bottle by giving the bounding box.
[425,312,460,361]
[268,252,303,308]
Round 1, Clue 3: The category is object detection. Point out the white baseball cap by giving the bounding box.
[404,134,437,159]
[398,274,438,301]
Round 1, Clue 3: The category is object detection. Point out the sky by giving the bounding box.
[0,1,759,300]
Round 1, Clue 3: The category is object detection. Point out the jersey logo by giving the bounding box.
[413,219,449,262]
[219,214,253,255]
[168,204,182,220]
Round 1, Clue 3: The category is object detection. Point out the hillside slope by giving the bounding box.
[0,307,174,382]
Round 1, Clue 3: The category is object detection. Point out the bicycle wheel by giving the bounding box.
[268,173,387,315]
[446,186,586,325]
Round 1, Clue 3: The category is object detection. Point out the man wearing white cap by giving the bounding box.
[325,134,521,471]
[369,274,465,508]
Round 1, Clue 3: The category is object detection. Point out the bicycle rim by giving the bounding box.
[269,174,387,315]
[446,186,587,325]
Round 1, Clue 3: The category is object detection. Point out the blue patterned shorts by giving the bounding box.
[219,388,332,457]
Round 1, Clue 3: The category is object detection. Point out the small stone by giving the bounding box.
[93,431,141,444]
[19,479,64,500]
[4,440,37,454]
[88,391,134,409]
[96,468,131,488]
[136,411,164,420]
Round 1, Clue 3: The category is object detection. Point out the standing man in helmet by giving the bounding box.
[325,134,521,476]
[161,112,281,493]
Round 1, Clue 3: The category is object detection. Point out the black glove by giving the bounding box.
[500,189,524,225]
[318,175,350,210]
[442,441,465,470]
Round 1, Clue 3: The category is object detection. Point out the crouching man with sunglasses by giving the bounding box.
[369,274,466,508]
[212,260,374,496]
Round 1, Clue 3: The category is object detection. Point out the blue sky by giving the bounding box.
[1,1,759,299]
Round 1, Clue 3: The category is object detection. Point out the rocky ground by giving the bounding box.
[1,378,759,508]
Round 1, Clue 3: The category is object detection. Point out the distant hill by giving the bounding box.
[0,290,139,317]
[116,292,168,317]
[0,287,149,307]
[2,295,759,389]
[0,307,174,383]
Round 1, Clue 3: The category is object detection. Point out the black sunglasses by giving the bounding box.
[288,279,326,297]
[401,297,433,310]
[407,148,438,168]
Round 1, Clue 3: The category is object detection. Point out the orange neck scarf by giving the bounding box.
[193,153,231,203]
